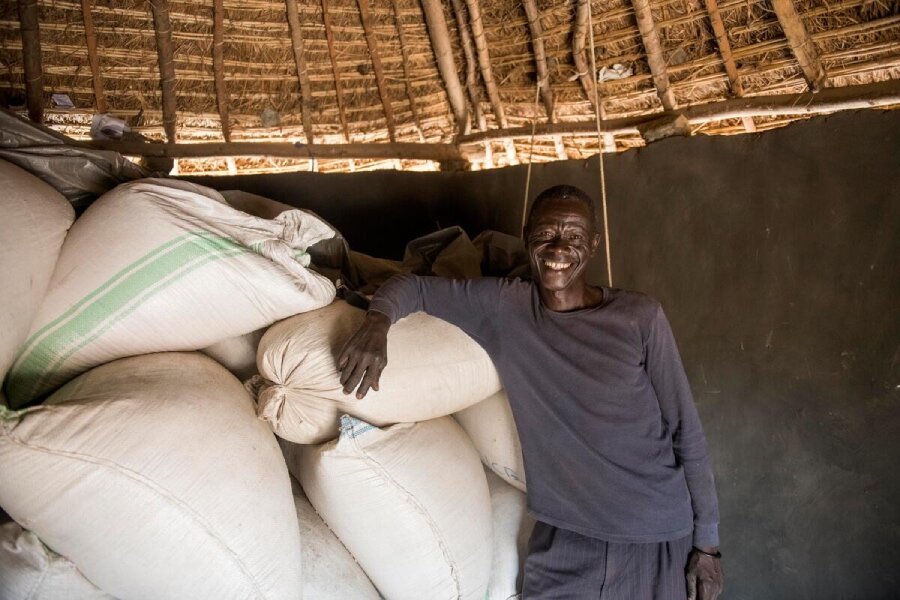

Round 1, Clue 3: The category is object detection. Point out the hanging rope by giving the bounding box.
[586,1,614,287]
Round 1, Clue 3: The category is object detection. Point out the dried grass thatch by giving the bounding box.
[1,0,897,174]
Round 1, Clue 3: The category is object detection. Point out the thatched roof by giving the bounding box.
[1,0,898,174]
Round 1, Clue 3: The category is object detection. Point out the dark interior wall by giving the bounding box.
[189,110,900,599]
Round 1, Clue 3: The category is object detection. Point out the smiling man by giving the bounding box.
[338,185,723,600]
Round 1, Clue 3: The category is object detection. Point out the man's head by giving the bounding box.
[524,185,601,301]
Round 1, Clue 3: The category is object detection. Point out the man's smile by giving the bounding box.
[543,259,573,271]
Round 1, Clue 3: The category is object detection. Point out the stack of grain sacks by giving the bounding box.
[0,158,531,599]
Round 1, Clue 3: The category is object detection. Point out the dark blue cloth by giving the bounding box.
[369,274,719,546]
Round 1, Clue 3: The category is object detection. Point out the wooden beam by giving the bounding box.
[148,0,177,142]
[770,0,828,91]
[357,0,396,142]
[450,0,484,129]
[420,0,469,134]
[79,0,107,114]
[17,0,43,123]
[631,0,677,110]
[573,0,615,151]
[702,0,755,132]
[522,0,566,161]
[463,0,517,164]
[285,0,315,143]
[390,0,425,143]
[321,0,351,143]
[212,0,230,142]
[78,140,466,162]
[457,79,900,144]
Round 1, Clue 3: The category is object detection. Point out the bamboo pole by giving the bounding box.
[702,0,754,132]
[212,0,230,141]
[78,140,466,162]
[456,79,900,144]
[80,0,107,114]
[631,0,676,110]
[356,0,396,142]
[770,0,828,91]
[17,0,43,124]
[390,0,425,143]
[148,0,177,142]
[285,0,315,143]
[463,0,517,164]
[320,0,351,143]
[420,0,469,134]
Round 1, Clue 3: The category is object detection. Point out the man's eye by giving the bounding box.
[568,234,583,241]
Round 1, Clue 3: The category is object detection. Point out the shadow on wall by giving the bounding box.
[188,110,900,599]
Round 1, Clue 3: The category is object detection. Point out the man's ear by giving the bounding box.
[590,233,602,256]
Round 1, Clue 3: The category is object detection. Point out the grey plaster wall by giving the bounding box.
[190,110,900,599]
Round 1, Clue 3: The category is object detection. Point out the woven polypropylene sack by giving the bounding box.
[0,521,112,600]
[286,415,493,600]
[484,469,534,600]
[0,352,302,600]
[0,159,75,386]
[4,178,336,406]
[254,300,501,443]
[454,390,526,492]
[290,478,380,600]
[201,328,265,381]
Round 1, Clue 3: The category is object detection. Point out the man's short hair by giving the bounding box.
[526,185,597,230]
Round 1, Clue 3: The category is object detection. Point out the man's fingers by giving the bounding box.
[341,363,366,395]
[356,361,386,399]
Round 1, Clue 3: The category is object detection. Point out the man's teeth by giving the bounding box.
[543,260,572,271]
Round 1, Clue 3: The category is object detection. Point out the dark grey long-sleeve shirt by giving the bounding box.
[369,274,719,547]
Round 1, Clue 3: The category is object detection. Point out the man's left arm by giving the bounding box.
[644,302,724,600]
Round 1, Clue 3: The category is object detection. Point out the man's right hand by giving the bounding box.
[338,310,391,399]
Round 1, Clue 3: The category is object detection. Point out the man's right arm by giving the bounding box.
[338,273,503,399]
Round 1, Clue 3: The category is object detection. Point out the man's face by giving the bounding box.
[525,197,601,294]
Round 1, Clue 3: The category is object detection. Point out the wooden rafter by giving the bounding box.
[631,0,677,110]
[212,0,230,142]
[522,0,566,161]
[284,0,315,143]
[463,0,517,164]
[321,0,351,142]
[390,0,425,143]
[17,0,43,124]
[357,0,396,142]
[449,0,493,166]
[148,0,177,142]
[79,0,107,114]
[702,0,755,132]
[456,79,900,144]
[420,0,469,134]
[770,0,828,91]
[573,0,615,151]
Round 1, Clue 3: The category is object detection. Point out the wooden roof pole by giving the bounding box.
[79,0,107,114]
[321,0,351,143]
[212,0,231,142]
[17,0,43,124]
[770,0,828,91]
[149,0,177,142]
[357,0,397,142]
[573,0,615,151]
[702,0,755,132]
[420,0,469,135]
[449,0,492,167]
[631,0,677,111]
[463,0,518,164]
[390,0,426,143]
[284,0,315,144]
[522,0,565,160]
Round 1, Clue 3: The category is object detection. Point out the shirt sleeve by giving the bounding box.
[367,273,503,342]
[644,302,720,548]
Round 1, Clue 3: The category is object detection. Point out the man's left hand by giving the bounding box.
[686,547,723,600]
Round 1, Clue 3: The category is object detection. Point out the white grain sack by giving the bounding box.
[4,178,336,407]
[0,159,75,385]
[291,478,380,600]
[455,390,527,492]
[286,415,493,600]
[0,352,302,600]
[484,468,535,600]
[0,521,112,600]
[200,327,265,381]
[254,300,502,443]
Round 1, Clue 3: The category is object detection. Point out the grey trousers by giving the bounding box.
[522,521,694,600]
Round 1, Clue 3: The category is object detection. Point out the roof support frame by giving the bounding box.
[390,0,426,143]
[357,0,397,142]
[770,0,829,91]
[80,0,107,114]
[522,0,566,161]
[212,0,230,142]
[284,0,315,143]
[420,0,469,135]
[631,0,677,111]
[148,0,177,142]
[17,0,44,124]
